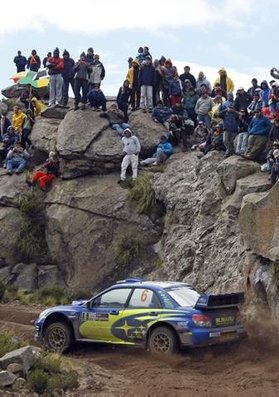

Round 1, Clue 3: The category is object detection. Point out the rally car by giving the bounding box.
[35,279,246,354]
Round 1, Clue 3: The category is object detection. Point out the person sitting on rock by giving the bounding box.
[87,84,107,111]
[242,109,272,161]
[28,151,59,191]
[0,126,18,165]
[31,97,47,117]
[152,100,173,128]
[261,140,279,172]
[118,128,141,184]
[203,124,226,155]
[99,103,130,136]
[6,141,30,175]
[140,133,173,166]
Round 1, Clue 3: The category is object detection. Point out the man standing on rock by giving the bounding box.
[119,128,141,184]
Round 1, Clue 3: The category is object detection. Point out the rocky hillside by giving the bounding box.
[0,103,278,317]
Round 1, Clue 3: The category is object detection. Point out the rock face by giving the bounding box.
[152,151,278,315]
[239,183,279,262]
[45,174,161,289]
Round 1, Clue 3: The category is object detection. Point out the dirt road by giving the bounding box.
[0,303,278,396]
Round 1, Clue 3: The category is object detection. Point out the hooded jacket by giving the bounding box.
[214,68,234,93]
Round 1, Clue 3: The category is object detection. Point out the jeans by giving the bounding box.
[7,158,27,172]
[111,123,130,136]
[62,78,75,105]
[235,132,248,154]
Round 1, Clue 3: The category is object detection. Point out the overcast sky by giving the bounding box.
[1,0,278,96]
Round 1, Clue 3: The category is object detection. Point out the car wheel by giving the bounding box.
[44,321,73,353]
[148,326,178,355]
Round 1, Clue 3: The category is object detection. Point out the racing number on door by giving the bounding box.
[141,289,149,302]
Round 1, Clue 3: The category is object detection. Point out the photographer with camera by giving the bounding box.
[6,142,30,175]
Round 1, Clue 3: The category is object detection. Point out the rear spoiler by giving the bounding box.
[195,292,245,309]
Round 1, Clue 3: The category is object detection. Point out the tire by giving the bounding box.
[44,321,73,353]
[148,326,178,355]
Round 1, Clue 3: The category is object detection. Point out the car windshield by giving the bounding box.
[165,286,200,307]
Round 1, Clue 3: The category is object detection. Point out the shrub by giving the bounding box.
[27,353,79,394]
[113,235,141,266]
[0,334,20,357]
[34,286,70,306]
[128,174,157,215]
[14,191,48,263]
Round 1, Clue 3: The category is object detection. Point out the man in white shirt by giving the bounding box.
[119,128,141,183]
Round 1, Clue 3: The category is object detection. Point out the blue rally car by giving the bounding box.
[35,279,246,354]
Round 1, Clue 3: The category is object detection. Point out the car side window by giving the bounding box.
[93,288,132,308]
[128,288,161,308]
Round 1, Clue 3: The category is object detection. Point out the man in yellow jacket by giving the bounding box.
[214,68,234,97]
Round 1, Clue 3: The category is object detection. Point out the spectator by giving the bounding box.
[12,106,26,135]
[27,49,41,72]
[219,103,239,157]
[140,134,173,166]
[271,149,279,185]
[235,108,250,155]
[161,59,177,107]
[0,112,11,140]
[43,52,52,68]
[139,56,156,113]
[126,59,141,111]
[73,52,92,111]
[6,141,30,175]
[99,103,129,136]
[247,78,260,98]
[195,89,214,129]
[242,109,272,160]
[87,84,107,111]
[179,65,196,89]
[21,109,35,149]
[31,97,47,117]
[85,48,94,65]
[61,50,75,106]
[117,79,132,121]
[0,126,18,164]
[247,93,263,115]
[269,118,279,142]
[204,124,226,155]
[211,82,227,100]
[13,51,27,72]
[214,68,234,96]
[46,48,64,107]
[234,87,251,111]
[119,128,141,183]
[152,100,173,127]
[196,71,211,95]
[260,80,271,107]
[169,74,183,106]
[28,151,60,191]
[182,86,199,124]
[88,54,105,90]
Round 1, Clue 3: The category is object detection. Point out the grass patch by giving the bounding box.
[272,262,279,289]
[0,333,21,357]
[113,235,142,267]
[14,191,48,263]
[27,353,79,394]
[128,174,157,215]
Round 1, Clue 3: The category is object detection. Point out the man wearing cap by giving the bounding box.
[234,87,251,111]
[119,128,141,183]
[242,109,272,160]
[247,92,263,114]
[46,48,64,107]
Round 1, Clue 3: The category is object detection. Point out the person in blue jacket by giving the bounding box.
[242,109,272,160]
[140,134,173,166]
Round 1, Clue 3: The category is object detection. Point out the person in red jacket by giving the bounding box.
[28,152,60,191]
[46,48,64,107]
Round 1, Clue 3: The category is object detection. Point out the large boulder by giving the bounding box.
[0,207,25,265]
[45,174,161,290]
[30,116,60,164]
[56,109,165,178]
[217,156,260,195]
[239,182,279,261]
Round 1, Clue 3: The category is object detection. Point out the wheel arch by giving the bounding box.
[42,313,75,339]
[146,321,180,347]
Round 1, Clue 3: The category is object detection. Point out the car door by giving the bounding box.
[111,287,163,343]
[78,287,132,343]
